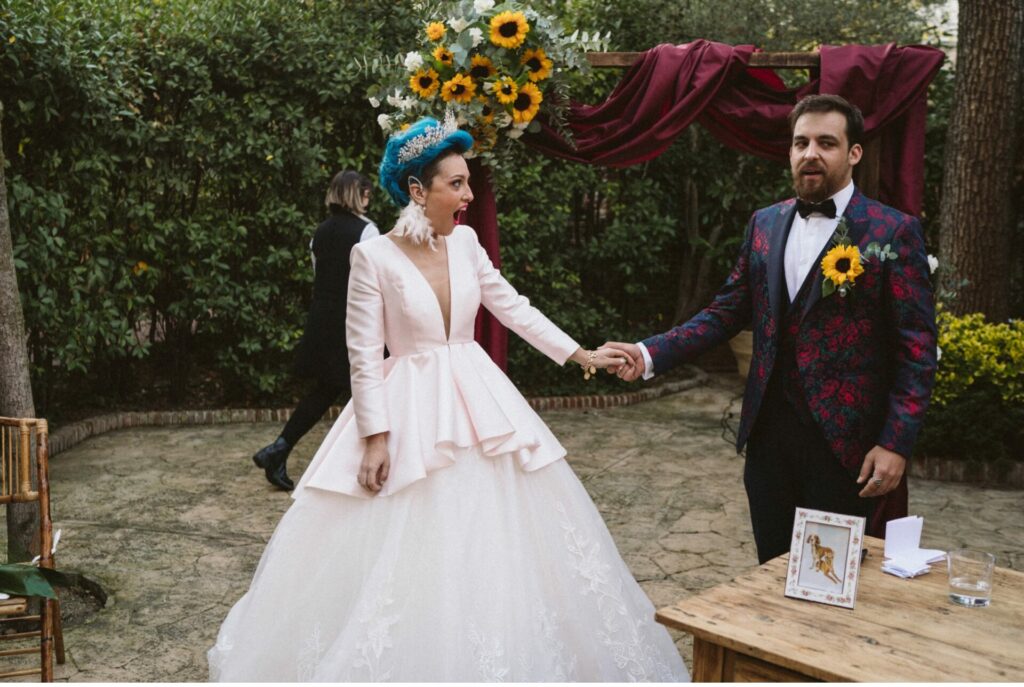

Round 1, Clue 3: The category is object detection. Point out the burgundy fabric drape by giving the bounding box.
[470,40,944,375]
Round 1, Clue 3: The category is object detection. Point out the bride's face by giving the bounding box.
[419,153,473,235]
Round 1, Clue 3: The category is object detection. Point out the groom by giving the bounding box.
[607,94,937,564]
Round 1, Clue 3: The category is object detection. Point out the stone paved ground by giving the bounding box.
[10,373,1022,681]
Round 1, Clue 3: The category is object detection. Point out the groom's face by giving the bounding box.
[789,111,863,202]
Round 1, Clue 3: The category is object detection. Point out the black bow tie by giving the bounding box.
[796,197,837,219]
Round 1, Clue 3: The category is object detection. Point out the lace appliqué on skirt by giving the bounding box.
[556,501,675,682]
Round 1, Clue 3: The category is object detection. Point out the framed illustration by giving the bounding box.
[784,508,865,609]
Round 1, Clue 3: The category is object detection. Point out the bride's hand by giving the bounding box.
[359,433,390,493]
[570,347,634,371]
[591,347,635,370]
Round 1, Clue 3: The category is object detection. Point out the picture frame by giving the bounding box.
[784,508,865,609]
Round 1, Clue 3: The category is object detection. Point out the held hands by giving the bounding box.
[358,433,390,493]
[570,347,636,376]
[600,342,646,382]
[856,445,906,497]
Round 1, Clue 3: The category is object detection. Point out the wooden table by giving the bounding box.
[656,536,1024,681]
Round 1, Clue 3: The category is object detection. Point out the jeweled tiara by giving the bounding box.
[396,109,460,164]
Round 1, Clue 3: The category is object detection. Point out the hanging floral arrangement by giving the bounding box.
[365,0,609,166]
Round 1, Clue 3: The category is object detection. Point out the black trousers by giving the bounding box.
[744,380,876,564]
[280,377,350,447]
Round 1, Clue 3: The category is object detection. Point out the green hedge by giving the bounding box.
[2,0,417,409]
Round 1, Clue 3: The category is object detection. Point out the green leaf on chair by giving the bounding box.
[0,564,69,600]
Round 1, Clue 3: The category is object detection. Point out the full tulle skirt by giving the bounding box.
[208,447,689,682]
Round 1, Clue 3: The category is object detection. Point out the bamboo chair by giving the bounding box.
[0,417,65,681]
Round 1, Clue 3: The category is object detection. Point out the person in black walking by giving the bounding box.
[253,170,379,490]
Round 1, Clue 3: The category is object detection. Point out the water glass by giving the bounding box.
[947,548,995,607]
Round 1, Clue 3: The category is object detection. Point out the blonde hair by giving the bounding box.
[325,170,371,214]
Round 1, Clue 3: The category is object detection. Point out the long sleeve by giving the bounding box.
[471,232,579,365]
[876,217,937,458]
[346,243,388,438]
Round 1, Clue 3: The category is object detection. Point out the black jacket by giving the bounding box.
[292,208,369,386]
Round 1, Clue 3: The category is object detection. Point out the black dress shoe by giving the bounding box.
[266,461,294,491]
[253,437,294,491]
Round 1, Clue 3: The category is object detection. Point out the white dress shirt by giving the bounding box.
[784,181,854,301]
[637,182,855,380]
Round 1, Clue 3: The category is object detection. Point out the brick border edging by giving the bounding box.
[909,456,1024,488]
[47,368,710,458]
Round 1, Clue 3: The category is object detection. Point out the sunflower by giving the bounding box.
[409,67,440,99]
[521,47,553,82]
[441,73,477,104]
[432,45,454,67]
[477,96,495,124]
[471,124,498,153]
[489,11,529,49]
[469,54,497,82]
[425,21,446,42]
[511,81,542,124]
[492,76,518,105]
[821,244,865,286]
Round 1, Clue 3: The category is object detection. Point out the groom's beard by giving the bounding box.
[792,163,845,202]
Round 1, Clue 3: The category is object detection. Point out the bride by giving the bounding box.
[208,114,690,682]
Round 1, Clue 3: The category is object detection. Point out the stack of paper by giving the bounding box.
[882,515,946,578]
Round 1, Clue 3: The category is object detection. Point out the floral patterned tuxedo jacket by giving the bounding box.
[643,189,938,475]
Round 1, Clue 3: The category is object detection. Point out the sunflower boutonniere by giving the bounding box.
[820,219,899,298]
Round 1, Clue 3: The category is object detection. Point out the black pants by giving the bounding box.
[744,382,876,564]
[280,377,350,447]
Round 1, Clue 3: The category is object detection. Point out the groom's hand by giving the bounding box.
[601,342,645,382]
[856,445,906,497]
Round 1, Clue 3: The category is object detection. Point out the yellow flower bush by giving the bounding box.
[932,311,1024,407]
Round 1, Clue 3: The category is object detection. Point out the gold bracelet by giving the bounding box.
[583,350,598,380]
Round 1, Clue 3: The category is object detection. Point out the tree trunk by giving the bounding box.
[0,102,40,562]
[938,0,1024,320]
[673,128,726,324]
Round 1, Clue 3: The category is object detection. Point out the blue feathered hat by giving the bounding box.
[379,113,474,206]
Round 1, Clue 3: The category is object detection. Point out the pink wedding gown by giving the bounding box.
[208,226,689,682]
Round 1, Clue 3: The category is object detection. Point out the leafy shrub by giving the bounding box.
[916,312,1024,461]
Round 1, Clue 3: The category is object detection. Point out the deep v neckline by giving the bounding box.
[387,235,454,341]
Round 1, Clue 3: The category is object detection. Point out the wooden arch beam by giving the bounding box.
[586,51,820,69]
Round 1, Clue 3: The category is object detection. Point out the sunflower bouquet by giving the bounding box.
[366,0,608,164]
